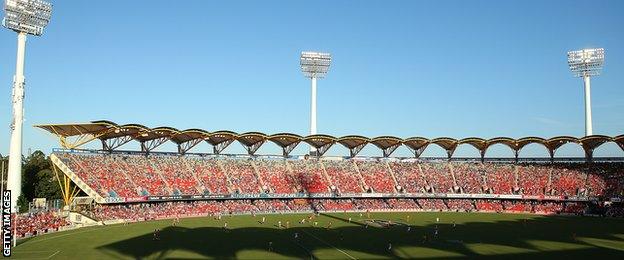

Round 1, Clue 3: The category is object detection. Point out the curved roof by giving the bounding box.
[516,137,547,150]
[403,137,430,150]
[545,136,579,151]
[337,135,370,149]
[34,122,114,137]
[98,124,147,140]
[238,132,268,147]
[135,127,179,142]
[206,131,238,146]
[302,134,336,149]
[430,137,458,151]
[458,137,488,152]
[171,129,210,144]
[268,133,303,148]
[486,137,517,150]
[370,136,402,150]
[614,135,624,151]
[90,120,118,127]
[579,135,612,151]
[34,121,624,159]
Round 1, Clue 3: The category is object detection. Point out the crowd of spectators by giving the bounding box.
[15,211,70,238]
[416,199,448,211]
[186,157,230,194]
[482,164,516,194]
[322,160,363,193]
[446,199,475,212]
[421,163,455,193]
[389,162,427,193]
[256,159,298,193]
[56,152,624,199]
[289,160,330,193]
[502,200,533,212]
[475,199,504,212]
[221,159,261,194]
[533,202,564,214]
[356,161,395,193]
[452,163,484,194]
[517,164,551,195]
[386,199,420,210]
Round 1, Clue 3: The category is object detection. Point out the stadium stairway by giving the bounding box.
[250,160,267,192]
[350,161,369,192]
[216,160,236,193]
[181,158,206,194]
[149,159,174,195]
[50,154,106,204]
[383,161,400,193]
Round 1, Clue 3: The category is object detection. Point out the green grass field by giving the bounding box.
[12,212,624,259]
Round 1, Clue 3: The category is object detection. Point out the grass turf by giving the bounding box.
[12,212,624,259]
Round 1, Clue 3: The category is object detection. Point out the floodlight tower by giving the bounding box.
[3,0,52,212]
[567,48,604,136]
[300,51,331,154]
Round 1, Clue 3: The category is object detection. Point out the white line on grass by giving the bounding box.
[9,250,60,260]
[301,230,357,260]
[18,224,125,247]
[47,250,60,259]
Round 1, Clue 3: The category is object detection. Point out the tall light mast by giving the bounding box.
[3,0,52,212]
[300,51,331,154]
[567,48,604,136]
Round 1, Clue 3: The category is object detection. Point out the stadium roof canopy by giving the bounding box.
[268,133,303,157]
[34,121,624,161]
[337,135,370,157]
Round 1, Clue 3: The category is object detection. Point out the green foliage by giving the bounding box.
[34,169,61,199]
[16,194,28,213]
[20,151,62,201]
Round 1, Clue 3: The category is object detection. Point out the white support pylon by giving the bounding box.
[7,32,27,212]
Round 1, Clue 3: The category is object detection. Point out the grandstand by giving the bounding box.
[16,121,621,213]
[7,120,623,259]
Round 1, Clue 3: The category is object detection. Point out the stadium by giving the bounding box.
[2,1,624,260]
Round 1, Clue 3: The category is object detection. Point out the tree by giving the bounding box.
[21,151,49,201]
[16,194,28,213]
[20,151,62,201]
[34,168,61,200]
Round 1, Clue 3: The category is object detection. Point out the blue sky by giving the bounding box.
[0,0,623,158]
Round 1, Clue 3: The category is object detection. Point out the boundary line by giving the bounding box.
[300,230,357,260]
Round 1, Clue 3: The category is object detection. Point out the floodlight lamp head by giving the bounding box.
[567,48,604,77]
[300,51,332,78]
[3,0,52,36]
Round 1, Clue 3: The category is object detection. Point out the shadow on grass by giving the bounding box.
[97,214,624,259]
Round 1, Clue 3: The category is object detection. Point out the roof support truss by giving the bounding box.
[52,163,80,207]
[54,125,109,149]
[212,140,234,154]
[446,146,457,160]
[315,143,334,157]
[382,144,401,157]
[177,139,203,155]
[406,144,428,158]
[140,137,169,153]
[246,140,266,155]
[349,143,367,158]
[101,135,133,151]
[282,141,300,157]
